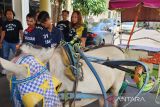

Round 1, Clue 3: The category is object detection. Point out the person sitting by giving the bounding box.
[69,10,87,47]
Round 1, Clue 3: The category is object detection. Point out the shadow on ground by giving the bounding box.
[0,76,160,107]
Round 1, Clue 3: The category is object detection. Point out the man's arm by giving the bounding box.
[81,27,87,47]
[81,37,86,47]
[0,31,5,44]
[0,26,2,36]
[0,22,5,47]
[16,30,23,49]
[19,30,23,44]
[17,20,23,44]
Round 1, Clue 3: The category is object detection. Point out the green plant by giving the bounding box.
[92,22,99,27]
[72,0,107,16]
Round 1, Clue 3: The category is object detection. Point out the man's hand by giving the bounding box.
[16,44,21,50]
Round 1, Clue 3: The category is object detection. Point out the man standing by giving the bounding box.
[56,10,70,42]
[0,9,23,60]
[23,13,37,45]
[37,11,63,48]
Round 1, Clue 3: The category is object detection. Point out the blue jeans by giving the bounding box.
[3,40,17,60]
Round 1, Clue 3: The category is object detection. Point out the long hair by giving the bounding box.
[71,10,83,28]
[5,8,15,17]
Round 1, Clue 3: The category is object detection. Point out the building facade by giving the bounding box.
[2,0,72,28]
[0,0,53,28]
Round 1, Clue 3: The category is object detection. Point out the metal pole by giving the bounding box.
[126,5,142,49]
[76,47,108,107]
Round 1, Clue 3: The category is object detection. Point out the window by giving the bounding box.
[29,0,40,13]
[0,0,12,13]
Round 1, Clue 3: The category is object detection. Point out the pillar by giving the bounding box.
[65,0,72,20]
[40,0,51,16]
[66,0,72,11]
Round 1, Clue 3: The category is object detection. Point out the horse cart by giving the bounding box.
[57,42,150,107]
[110,0,160,106]
[58,0,160,107]
[0,1,159,107]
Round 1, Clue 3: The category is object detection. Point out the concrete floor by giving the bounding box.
[1,75,160,107]
[0,76,12,107]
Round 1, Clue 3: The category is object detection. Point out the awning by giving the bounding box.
[109,0,160,22]
[109,0,160,10]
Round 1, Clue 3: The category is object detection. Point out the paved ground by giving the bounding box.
[0,76,12,107]
[86,87,160,107]
[1,75,160,107]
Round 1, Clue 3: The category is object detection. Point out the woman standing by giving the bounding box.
[69,10,87,47]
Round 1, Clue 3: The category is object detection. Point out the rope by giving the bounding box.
[75,45,108,107]
[60,42,83,106]
[73,77,78,107]
[11,67,48,84]
[62,89,69,107]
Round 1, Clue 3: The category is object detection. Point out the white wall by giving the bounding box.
[12,0,29,29]
[21,0,30,29]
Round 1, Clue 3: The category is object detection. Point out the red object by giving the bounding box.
[109,0,160,22]
[87,32,97,38]
[91,33,97,38]
[109,0,160,10]
[126,5,141,49]
[25,27,34,33]
[140,53,160,64]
